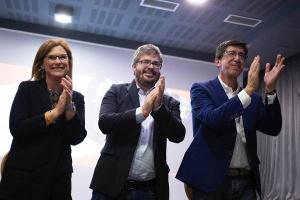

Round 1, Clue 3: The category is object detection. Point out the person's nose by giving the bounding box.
[54,57,63,63]
[233,54,243,63]
[145,62,155,70]
[233,53,239,59]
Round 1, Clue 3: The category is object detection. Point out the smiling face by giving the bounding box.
[43,45,69,81]
[133,53,161,90]
[215,45,246,80]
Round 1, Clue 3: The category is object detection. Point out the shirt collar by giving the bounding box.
[136,83,148,96]
[218,75,240,95]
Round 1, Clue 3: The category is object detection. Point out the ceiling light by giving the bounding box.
[224,14,262,27]
[54,4,74,24]
[186,0,207,5]
[140,0,179,12]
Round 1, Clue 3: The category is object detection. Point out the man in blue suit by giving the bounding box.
[176,40,285,199]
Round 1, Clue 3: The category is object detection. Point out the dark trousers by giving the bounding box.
[192,175,257,200]
[0,166,72,200]
[91,180,156,200]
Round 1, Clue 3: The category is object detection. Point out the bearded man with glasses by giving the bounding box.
[90,44,185,200]
[176,40,285,200]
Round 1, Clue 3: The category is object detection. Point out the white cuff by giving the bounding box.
[135,107,146,123]
[266,93,276,104]
[153,104,162,112]
[238,90,251,109]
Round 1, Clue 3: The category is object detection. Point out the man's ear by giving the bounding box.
[214,58,221,68]
[132,64,136,75]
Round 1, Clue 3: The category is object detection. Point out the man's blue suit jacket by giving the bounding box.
[176,77,282,196]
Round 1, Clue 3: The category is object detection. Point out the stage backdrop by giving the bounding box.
[0,28,218,200]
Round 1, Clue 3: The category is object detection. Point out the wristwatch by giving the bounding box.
[66,101,76,112]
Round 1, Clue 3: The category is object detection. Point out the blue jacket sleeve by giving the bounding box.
[191,82,244,131]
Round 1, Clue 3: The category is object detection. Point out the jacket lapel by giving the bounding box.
[127,79,140,108]
[33,80,52,110]
[211,77,229,105]
[211,77,238,147]
[153,95,167,151]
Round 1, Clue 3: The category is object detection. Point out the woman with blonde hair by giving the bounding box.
[0,39,87,200]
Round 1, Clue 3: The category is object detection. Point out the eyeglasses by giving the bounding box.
[137,59,162,69]
[47,54,69,62]
[223,51,247,60]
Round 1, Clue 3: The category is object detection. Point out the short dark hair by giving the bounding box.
[132,44,163,66]
[215,40,248,60]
